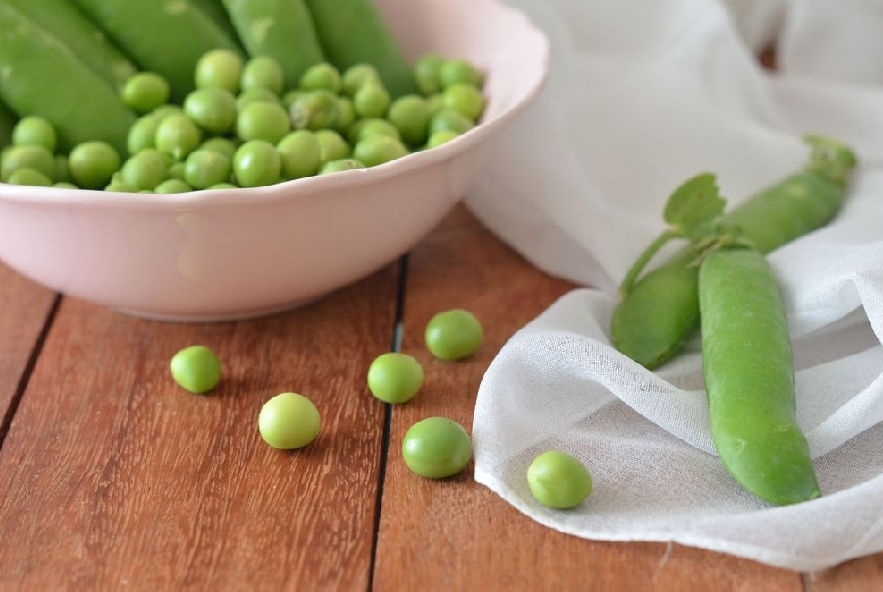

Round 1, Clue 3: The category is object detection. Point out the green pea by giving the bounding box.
[154,114,203,161]
[299,62,341,93]
[387,95,431,146]
[195,49,244,94]
[184,88,238,135]
[120,149,168,191]
[430,109,475,136]
[315,129,351,164]
[426,93,445,117]
[282,89,304,110]
[335,97,356,134]
[150,105,185,121]
[207,182,238,190]
[277,130,321,180]
[401,417,472,479]
[439,58,483,89]
[7,168,52,187]
[68,141,121,190]
[318,159,365,175]
[527,450,593,509]
[167,161,186,181]
[353,83,390,119]
[290,91,339,131]
[154,178,193,194]
[341,63,381,97]
[184,150,232,189]
[443,83,485,121]
[237,88,281,111]
[413,53,445,96]
[348,118,401,145]
[104,181,138,193]
[367,353,424,404]
[12,116,57,152]
[53,182,78,189]
[127,115,160,154]
[170,345,222,394]
[240,56,284,95]
[198,137,238,161]
[258,392,321,449]
[424,309,483,361]
[352,135,408,168]
[237,101,291,144]
[121,72,171,114]
[1,144,55,182]
[426,130,459,149]
[233,140,281,187]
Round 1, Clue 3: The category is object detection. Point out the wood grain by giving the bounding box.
[0,265,398,591]
[372,205,802,591]
[809,554,883,592]
[0,262,57,438]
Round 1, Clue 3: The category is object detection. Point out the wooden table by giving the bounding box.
[0,204,878,591]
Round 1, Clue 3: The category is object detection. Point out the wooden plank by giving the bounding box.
[808,554,883,592]
[0,262,57,437]
[373,205,802,591]
[0,265,398,590]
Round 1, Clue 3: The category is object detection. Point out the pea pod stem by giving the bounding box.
[618,229,681,297]
[699,246,820,505]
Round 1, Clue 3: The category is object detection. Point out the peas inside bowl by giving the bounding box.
[0,0,549,321]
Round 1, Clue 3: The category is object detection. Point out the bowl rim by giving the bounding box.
[0,0,551,212]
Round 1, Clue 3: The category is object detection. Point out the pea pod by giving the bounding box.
[611,136,857,369]
[699,246,820,505]
[221,0,324,90]
[73,0,242,101]
[304,0,417,98]
[0,3,135,154]
[0,100,16,148]
[190,0,241,45]
[5,0,137,91]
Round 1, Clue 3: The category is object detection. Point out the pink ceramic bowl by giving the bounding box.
[0,0,549,321]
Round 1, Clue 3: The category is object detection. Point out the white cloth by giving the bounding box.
[466,0,883,571]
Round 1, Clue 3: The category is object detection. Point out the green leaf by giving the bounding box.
[662,173,726,240]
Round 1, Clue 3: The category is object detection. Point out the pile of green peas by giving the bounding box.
[0,50,486,192]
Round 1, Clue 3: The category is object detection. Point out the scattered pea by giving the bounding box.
[277,130,322,179]
[388,95,431,146]
[198,137,239,161]
[127,115,161,154]
[315,129,351,164]
[401,417,472,479]
[439,58,483,89]
[7,168,52,187]
[526,450,593,509]
[353,83,391,119]
[120,149,169,191]
[367,353,424,404]
[258,392,321,449]
[424,309,483,361]
[237,88,281,111]
[335,97,356,133]
[1,144,55,182]
[290,91,339,131]
[300,62,341,94]
[349,118,401,144]
[154,114,203,161]
[184,150,232,189]
[430,109,475,136]
[170,345,222,394]
[341,63,381,96]
[426,130,459,149]
[167,161,186,181]
[154,178,193,194]
[443,83,486,121]
[413,53,445,95]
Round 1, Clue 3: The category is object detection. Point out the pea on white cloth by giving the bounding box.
[466,0,883,571]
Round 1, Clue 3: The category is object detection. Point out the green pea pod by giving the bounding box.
[5,0,137,91]
[304,0,417,98]
[73,0,242,101]
[221,0,324,90]
[0,3,135,154]
[190,0,241,45]
[611,136,857,369]
[699,246,820,506]
[0,100,16,148]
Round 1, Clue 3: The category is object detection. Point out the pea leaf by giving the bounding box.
[663,173,726,240]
